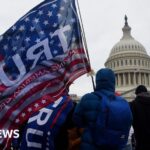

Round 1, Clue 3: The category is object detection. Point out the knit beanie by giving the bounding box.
[135,85,147,95]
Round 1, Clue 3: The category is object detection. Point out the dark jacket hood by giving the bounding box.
[95,68,115,93]
[136,92,150,105]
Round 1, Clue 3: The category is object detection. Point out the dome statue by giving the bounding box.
[105,15,150,101]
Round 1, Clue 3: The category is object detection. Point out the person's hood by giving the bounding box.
[136,92,150,105]
[95,68,115,92]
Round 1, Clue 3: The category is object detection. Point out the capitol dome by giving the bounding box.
[110,16,147,57]
[105,16,150,101]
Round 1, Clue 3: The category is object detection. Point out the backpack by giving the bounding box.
[91,92,132,148]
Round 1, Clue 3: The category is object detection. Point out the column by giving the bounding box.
[144,73,147,85]
[128,73,131,85]
[141,73,144,84]
[118,74,121,87]
[139,73,141,85]
[133,72,136,85]
[116,74,118,86]
[146,74,149,86]
[123,73,125,86]
[149,74,150,86]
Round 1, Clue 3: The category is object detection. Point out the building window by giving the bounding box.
[134,60,136,65]
[130,60,132,65]
[117,61,119,66]
[129,45,130,49]
[142,60,144,66]
[125,60,127,65]
[121,60,123,66]
[138,60,140,65]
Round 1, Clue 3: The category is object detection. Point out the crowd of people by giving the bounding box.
[11,68,150,150]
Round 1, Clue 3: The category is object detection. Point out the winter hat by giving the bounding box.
[95,68,115,92]
[135,85,147,95]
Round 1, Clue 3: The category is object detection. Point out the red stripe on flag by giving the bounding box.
[0,60,87,128]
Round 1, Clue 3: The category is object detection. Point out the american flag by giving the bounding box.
[0,0,90,148]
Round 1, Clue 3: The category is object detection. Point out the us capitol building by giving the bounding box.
[105,16,150,101]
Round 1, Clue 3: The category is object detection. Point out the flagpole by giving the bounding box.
[76,0,95,91]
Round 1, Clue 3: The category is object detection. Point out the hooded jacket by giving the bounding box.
[73,68,126,150]
[130,92,150,150]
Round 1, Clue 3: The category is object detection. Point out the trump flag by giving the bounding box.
[0,0,90,149]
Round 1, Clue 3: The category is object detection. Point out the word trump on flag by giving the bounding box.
[0,25,71,87]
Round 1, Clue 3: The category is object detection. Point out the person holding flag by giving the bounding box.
[0,0,91,149]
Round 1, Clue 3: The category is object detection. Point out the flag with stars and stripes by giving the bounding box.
[0,0,90,149]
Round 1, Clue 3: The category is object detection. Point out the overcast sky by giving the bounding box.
[1,0,150,96]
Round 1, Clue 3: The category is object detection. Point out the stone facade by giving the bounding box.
[105,16,150,101]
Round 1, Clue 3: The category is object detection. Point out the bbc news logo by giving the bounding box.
[0,130,19,138]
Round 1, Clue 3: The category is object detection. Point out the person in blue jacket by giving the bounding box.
[73,68,132,150]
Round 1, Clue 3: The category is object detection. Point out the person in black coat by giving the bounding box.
[130,85,150,150]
